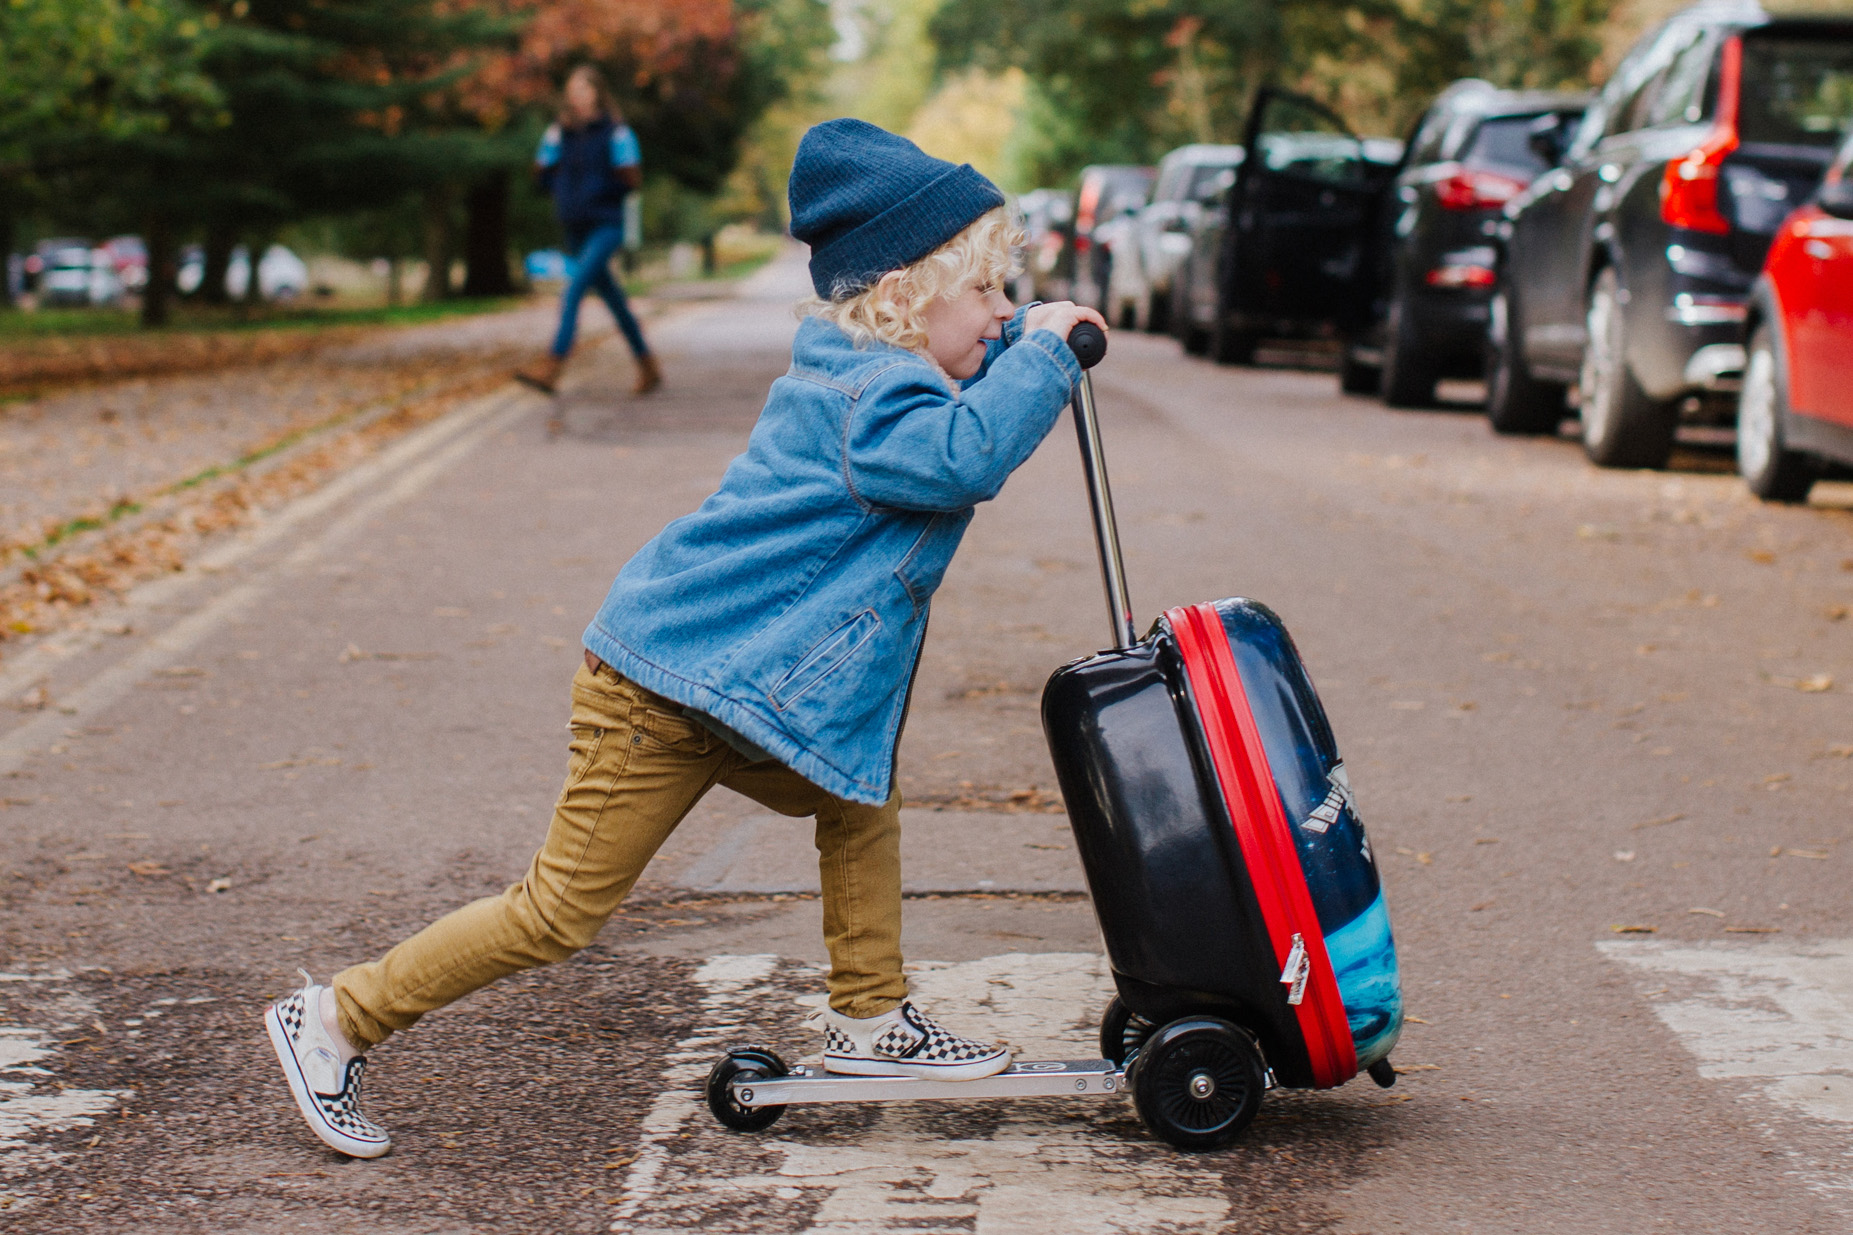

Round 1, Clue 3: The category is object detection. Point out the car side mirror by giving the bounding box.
[1819,177,1853,220]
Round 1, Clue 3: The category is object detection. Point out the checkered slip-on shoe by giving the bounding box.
[265,970,391,1159]
[818,1001,1011,1081]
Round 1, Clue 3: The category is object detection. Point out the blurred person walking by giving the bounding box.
[516,65,661,397]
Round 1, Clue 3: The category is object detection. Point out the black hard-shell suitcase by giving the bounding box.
[1043,324,1403,1149]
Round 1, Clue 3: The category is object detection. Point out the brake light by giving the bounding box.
[1073,234,1090,254]
[1426,264,1496,288]
[1661,35,1741,235]
[1434,167,1528,211]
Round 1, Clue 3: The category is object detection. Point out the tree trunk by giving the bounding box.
[141,218,176,328]
[386,257,402,308]
[462,171,514,296]
[198,222,236,304]
[421,184,456,302]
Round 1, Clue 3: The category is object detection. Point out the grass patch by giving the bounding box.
[0,296,525,341]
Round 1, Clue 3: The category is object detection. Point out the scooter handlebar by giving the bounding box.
[1067,322,1107,370]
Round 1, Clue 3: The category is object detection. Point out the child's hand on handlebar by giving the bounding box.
[1025,301,1108,343]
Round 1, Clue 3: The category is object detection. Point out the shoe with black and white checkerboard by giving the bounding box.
[265,970,391,1158]
[819,1000,1011,1081]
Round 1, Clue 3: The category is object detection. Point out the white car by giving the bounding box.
[177,244,309,300]
[1106,144,1244,333]
[38,242,123,307]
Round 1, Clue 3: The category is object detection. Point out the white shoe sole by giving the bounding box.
[265,1004,391,1159]
[823,1050,1012,1082]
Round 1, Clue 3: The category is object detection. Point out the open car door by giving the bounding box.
[1223,88,1391,339]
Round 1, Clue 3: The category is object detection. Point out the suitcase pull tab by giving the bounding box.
[1280,934,1311,1006]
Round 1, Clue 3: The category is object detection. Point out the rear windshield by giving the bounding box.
[1464,115,1556,175]
[1740,34,1853,146]
[1186,163,1236,200]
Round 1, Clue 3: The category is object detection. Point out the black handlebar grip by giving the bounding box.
[1067,321,1107,370]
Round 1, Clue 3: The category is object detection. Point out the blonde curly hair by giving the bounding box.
[804,206,1024,353]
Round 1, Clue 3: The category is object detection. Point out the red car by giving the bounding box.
[1741,133,1853,501]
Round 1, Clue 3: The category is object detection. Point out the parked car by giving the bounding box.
[1486,2,1853,466]
[1173,89,1402,363]
[101,235,147,291]
[1737,132,1853,501]
[36,239,122,307]
[1012,188,1074,304]
[1066,164,1157,313]
[177,243,309,300]
[1104,143,1244,332]
[1341,80,1588,405]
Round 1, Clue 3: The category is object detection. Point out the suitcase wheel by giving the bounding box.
[1097,996,1157,1067]
[1368,1058,1396,1089]
[1130,1017,1266,1151]
[705,1045,789,1133]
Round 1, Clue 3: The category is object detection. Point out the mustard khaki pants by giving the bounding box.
[333,661,905,1050]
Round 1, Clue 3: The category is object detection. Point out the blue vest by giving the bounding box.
[549,116,629,230]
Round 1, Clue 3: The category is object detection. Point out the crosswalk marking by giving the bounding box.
[615,952,1237,1234]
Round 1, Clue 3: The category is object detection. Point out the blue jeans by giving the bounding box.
[551,224,649,360]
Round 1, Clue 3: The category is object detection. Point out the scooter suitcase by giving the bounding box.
[1042,323,1403,1150]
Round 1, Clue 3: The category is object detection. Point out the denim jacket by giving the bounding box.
[583,306,1082,804]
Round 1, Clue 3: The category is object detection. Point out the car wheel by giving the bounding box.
[1146,289,1170,334]
[1338,338,1380,395]
[1380,294,1437,408]
[1209,296,1257,365]
[1579,267,1676,468]
[1485,287,1566,434]
[1737,324,1816,503]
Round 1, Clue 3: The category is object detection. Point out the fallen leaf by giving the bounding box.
[1828,744,1853,759]
[1613,850,1636,862]
[1416,852,1433,865]
[1632,813,1685,830]
[1689,907,1725,917]
[18,685,48,710]
[126,860,168,877]
[1393,1063,1440,1073]
[1747,549,1777,564]
[1611,924,1657,934]
[1764,772,1791,785]
[1771,846,1784,857]
[1726,925,1781,934]
[1827,605,1849,621]
[1785,848,1829,860]
[206,878,232,893]
[1473,836,1499,844]
[1470,900,1495,911]
[153,666,205,678]
[1405,1016,1430,1024]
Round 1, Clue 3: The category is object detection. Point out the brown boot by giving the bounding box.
[515,352,564,395]
[634,353,663,396]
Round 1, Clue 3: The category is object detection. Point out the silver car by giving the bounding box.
[1105,144,1244,332]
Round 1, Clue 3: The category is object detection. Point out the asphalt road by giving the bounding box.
[2,251,1851,1233]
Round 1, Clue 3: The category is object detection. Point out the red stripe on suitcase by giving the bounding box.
[1168,602,1358,1089]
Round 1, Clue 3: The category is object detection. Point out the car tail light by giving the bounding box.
[1661,36,1741,235]
[1434,167,1528,211]
[1426,264,1496,288]
[1073,234,1091,255]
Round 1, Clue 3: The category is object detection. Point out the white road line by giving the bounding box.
[612,954,783,1227]
[0,973,132,1213]
[1602,938,1853,1202]
[619,952,1235,1234]
[0,386,534,778]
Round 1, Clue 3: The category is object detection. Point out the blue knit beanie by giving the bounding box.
[788,118,1006,299]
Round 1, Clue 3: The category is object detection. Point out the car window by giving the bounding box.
[1740,34,1853,146]
[1407,106,1453,165]
[1186,163,1236,200]
[1153,159,1188,203]
[1463,115,1558,175]
[1253,95,1366,184]
[1646,31,1716,126]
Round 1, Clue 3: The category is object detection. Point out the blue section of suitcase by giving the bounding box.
[1208,598,1403,1065]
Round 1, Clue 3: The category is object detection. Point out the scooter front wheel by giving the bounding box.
[705,1045,789,1133]
[1130,1017,1265,1151]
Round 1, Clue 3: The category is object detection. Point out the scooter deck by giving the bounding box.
[732,1059,1124,1107]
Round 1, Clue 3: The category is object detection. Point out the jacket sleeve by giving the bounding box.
[535,124,561,194]
[843,328,1081,512]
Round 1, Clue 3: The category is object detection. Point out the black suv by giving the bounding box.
[1346,81,1588,406]
[1487,2,1853,466]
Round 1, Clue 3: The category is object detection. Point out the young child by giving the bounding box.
[266,118,1107,1159]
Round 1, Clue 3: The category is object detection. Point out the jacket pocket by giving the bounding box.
[894,510,973,610]
[770,609,880,711]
